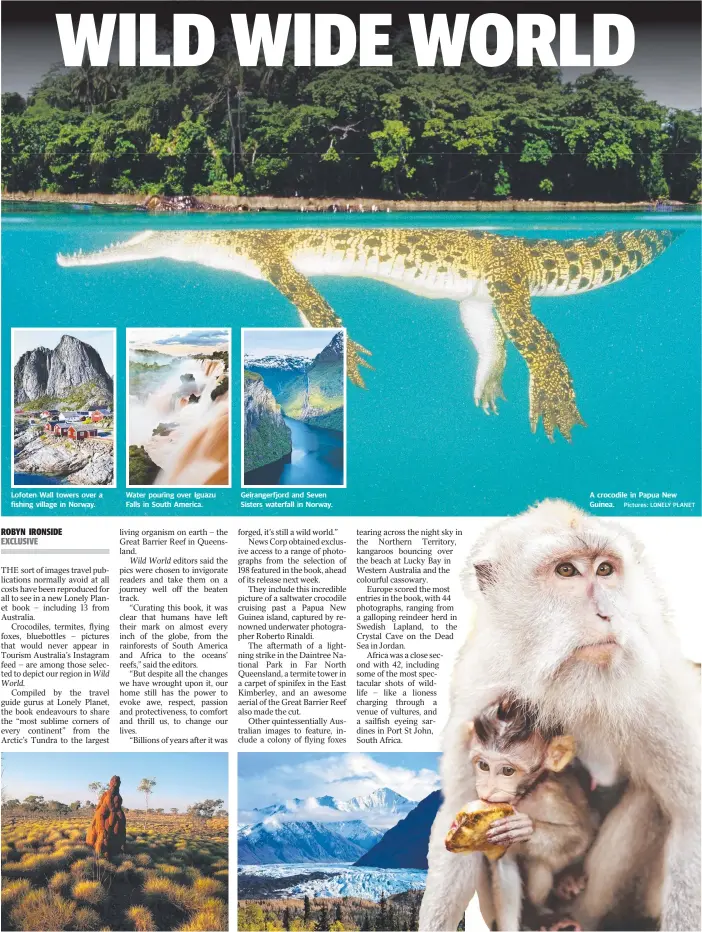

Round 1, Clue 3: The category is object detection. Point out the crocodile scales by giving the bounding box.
[58,227,677,440]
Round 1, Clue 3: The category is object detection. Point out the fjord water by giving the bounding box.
[244,417,344,487]
[3,206,700,516]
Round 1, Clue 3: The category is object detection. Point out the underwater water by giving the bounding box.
[3,207,700,516]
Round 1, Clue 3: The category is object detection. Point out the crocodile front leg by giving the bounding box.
[259,253,373,388]
[487,266,585,441]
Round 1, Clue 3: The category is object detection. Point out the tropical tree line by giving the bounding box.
[2,33,700,202]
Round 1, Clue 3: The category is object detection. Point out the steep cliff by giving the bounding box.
[14,334,113,406]
[244,371,292,473]
[13,347,52,403]
[278,331,344,431]
[354,791,442,869]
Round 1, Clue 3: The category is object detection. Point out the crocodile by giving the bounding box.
[57,227,677,440]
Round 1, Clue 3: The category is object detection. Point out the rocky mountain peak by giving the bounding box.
[314,330,344,366]
[14,334,113,405]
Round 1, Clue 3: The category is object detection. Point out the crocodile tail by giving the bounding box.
[529,229,679,296]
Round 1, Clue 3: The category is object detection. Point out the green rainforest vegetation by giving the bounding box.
[2,33,700,202]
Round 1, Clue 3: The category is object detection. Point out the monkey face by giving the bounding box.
[470,744,536,803]
[467,502,661,691]
[540,552,623,667]
[468,734,575,803]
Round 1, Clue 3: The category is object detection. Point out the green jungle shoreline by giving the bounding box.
[3,191,698,212]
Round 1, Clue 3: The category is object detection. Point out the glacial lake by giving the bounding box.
[245,418,344,487]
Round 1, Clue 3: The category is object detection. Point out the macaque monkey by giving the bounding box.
[419,500,700,932]
[464,697,597,931]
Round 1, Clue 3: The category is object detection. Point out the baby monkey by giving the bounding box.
[465,697,598,931]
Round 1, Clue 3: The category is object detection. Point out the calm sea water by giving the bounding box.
[3,206,700,516]
[13,473,63,485]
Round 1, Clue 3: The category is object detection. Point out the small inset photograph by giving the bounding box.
[237,752,437,929]
[12,329,115,487]
[127,328,230,487]
[242,328,346,487]
[1,752,228,932]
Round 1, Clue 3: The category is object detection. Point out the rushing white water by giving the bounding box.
[129,353,229,486]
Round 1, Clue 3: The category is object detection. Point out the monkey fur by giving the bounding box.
[463,696,598,930]
[419,500,701,932]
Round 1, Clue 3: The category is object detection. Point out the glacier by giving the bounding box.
[238,862,427,901]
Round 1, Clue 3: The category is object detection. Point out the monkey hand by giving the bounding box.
[485,809,533,846]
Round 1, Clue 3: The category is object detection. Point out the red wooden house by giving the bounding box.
[53,424,72,437]
[68,426,99,441]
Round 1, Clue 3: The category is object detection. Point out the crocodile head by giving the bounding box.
[57,230,162,267]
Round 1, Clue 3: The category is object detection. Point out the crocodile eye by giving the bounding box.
[596,562,614,577]
[556,562,579,578]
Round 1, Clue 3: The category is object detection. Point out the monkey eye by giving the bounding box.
[555,562,579,578]
[478,760,490,772]
[501,767,515,777]
[596,562,614,577]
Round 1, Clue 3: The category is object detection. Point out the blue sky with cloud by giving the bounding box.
[13,328,114,371]
[3,752,228,811]
[244,328,343,359]
[128,328,229,347]
[238,752,440,816]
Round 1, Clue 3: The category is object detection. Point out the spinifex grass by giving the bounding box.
[2,815,228,931]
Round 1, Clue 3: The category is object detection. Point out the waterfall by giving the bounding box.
[156,399,229,486]
[129,353,229,486]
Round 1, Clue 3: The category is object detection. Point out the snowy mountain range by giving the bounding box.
[238,817,383,865]
[244,354,312,370]
[238,787,418,865]
[254,787,415,820]
[243,354,310,398]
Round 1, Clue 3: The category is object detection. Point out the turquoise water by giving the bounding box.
[3,207,700,516]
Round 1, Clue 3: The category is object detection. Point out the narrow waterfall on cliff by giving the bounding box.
[128,342,230,486]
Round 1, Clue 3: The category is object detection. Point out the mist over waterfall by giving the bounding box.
[128,346,229,486]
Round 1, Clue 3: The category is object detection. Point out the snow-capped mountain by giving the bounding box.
[244,354,310,397]
[244,354,311,370]
[252,787,415,820]
[336,788,416,815]
[330,820,384,847]
[238,788,420,865]
[237,817,380,865]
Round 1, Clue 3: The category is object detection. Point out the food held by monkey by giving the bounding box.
[445,799,516,860]
[458,696,598,930]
